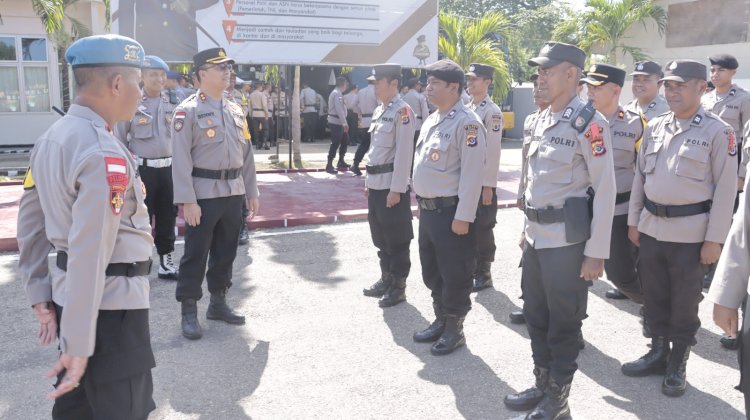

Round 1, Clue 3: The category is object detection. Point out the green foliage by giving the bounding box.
[510,4,576,82]
[438,11,512,100]
[264,65,280,86]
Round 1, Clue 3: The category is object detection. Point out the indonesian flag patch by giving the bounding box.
[174,110,187,132]
[399,107,411,125]
[104,157,128,215]
[728,129,738,156]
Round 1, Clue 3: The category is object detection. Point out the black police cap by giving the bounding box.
[465,63,494,79]
[193,48,234,69]
[580,63,626,87]
[425,59,465,84]
[709,54,739,70]
[367,63,402,81]
[630,60,663,77]
[661,60,707,82]
[529,42,586,69]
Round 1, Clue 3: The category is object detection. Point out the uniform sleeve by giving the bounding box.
[482,110,502,187]
[336,95,348,126]
[628,125,650,227]
[634,114,647,152]
[420,95,430,122]
[17,184,53,306]
[518,141,530,201]
[707,178,750,309]
[113,120,131,148]
[740,120,750,179]
[455,120,487,222]
[243,139,259,199]
[390,106,417,193]
[171,106,197,204]
[61,154,121,356]
[705,126,739,243]
[262,93,269,115]
[581,120,616,259]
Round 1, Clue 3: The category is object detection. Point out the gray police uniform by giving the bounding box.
[353,84,379,168]
[115,91,178,260]
[413,99,486,317]
[403,88,430,142]
[327,87,349,166]
[522,96,616,386]
[629,107,738,346]
[518,110,540,204]
[249,89,269,149]
[364,96,416,304]
[300,86,318,142]
[604,106,646,303]
[702,84,750,180]
[172,90,259,302]
[625,95,669,122]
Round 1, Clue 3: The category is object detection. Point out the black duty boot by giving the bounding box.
[605,288,628,300]
[621,336,670,377]
[662,342,690,397]
[504,366,548,411]
[325,158,336,174]
[509,310,526,324]
[363,273,392,297]
[337,160,350,170]
[181,299,203,340]
[640,306,652,338]
[720,335,740,350]
[351,161,362,176]
[206,290,246,325]
[238,224,249,245]
[379,275,406,307]
[413,303,445,342]
[472,260,493,292]
[525,378,571,420]
[430,315,466,355]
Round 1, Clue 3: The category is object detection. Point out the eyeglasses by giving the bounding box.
[203,63,233,72]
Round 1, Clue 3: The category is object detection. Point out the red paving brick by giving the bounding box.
[0,169,520,252]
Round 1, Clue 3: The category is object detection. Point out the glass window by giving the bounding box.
[22,38,47,61]
[0,37,16,61]
[0,67,21,112]
[24,67,50,112]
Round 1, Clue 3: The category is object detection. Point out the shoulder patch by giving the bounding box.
[22,167,35,190]
[728,128,738,156]
[399,107,411,124]
[465,123,479,147]
[692,114,703,125]
[730,89,737,96]
[491,113,503,132]
[585,122,606,157]
[173,110,187,132]
[104,157,128,216]
[562,107,574,119]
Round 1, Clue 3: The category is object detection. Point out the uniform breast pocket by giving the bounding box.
[372,122,395,148]
[538,143,576,183]
[720,107,740,126]
[197,118,224,143]
[231,114,247,142]
[675,145,709,181]
[612,137,636,169]
[132,118,154,139]
[643,140,662,174]
[425,139,451,171]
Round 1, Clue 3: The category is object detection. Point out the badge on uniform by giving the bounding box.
[480,100,487,107]
[618,110,625,120]
[174,111,186,132]
[399,108,410,125]
[207,128,216,138]
[199,92,207,102]
[105,157,128,215]
[648,102,656,109]
[563,107,574,119]
[585,122,606,157]
[491,114,502,132]
[728,129,738,156]
[430,150,440,161]
[730,89,737,96]
[465,123,479,147]
[692,114,703,125]
[447,109,457,119]
[138,116,148,125]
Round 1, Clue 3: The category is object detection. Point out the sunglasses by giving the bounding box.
[203,63,233,72]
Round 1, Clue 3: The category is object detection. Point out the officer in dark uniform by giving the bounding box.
[504,42,616,419]
[360,64,416,307]
[172,48,259,340]
[412,59,486,356]
[17,34,156,419]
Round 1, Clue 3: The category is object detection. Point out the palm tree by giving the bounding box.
[438,11,512,100]
[561,0,667,64]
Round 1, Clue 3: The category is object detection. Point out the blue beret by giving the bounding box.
[143,55,169,72]
[166,70,181,80]
[65,34,144,68]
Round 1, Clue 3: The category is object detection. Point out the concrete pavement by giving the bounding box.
[0,211,744,419]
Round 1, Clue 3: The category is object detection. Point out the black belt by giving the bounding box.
[416,195,458,210]
[417,116,423,120]
[365,162,394,174]
[56,252,152,277]
[524,205,565,224]
[252,108,265,111]
[615,191,631,205]
[362,113,373,117]
[191,167,242,180]
[644,197,712,218]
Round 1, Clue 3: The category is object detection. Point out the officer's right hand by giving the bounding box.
[183,203,202,227]
[518,232,526,250]
[628,226,640,247]
[452,219,469,235]
[343,125,349,134]
[32,302,57,347]
[47,354,88,400]
[580,257,604,281]
[713,303,739,338]
[247,197,260,220]
[363,187,369,197]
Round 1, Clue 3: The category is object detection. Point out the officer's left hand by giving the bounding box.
[47,354,88,400]
[32,302,57,347]
[452,220,469,235]
[713,303,739,338]
[580,257,604,281]
[386,192,401,208]
[481,187,494,206]
[247,197,260,220]
[700,241,722,265]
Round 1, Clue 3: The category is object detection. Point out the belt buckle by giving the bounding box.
[220,171,227,181]
[526,208,538,223]
[125,262,138,277]
[655,204,668,217]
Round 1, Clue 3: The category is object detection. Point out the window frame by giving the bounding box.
[0,34,53,114]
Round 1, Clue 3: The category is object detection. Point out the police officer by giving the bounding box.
[411,59,486,356]
[625,61,669,122]
[624,60,738,397]
[300,82,318,142]
[465,63,504,292]
[326,76,351,173]
[271,85,289,140]
[250,82,270,150]
[264,83,277,146]
[503,42,616,419]
[172,48,259,340]
[166,70,187,104]
[115,54,179,281]
[17,34,156,418]
[360,64,416,306]
[351,79,378,176]
[581,64,647,308]
[403,77,430,144]
[708,176,750,416]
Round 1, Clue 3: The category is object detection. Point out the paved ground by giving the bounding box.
[0,211,745,419]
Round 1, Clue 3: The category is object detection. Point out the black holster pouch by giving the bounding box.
[563,196,592,243]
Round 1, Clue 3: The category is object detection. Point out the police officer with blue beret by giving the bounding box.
[17,34,156,419]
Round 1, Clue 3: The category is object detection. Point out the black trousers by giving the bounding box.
[418,204,476,317]
[251,117,267,147]
[346,110,359,144]
[139,165,176,256]
[277,115,290,140]
[522,241,588,385]
[353,129,371,164]
[604,214,643,303]
[328,123,348,162]
[368,189,413,278]
[638,234,704,346]
[52,305,155,420]
[267,115,277,145]
[475,189,498,263]
[302,112,317,142]
[176,195,244,301]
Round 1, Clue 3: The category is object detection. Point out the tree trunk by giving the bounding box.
[291,65,303,168]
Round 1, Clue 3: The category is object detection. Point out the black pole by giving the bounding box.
[288,65,293,169]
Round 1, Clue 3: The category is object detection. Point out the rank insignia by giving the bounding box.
[728,129,738,156]
[199,92,207,102]
[465,123,479,147]
[648,102,656,109]
[104,156,128,215]
[730,89,737,96]
[430,150,440,161]
[491,114,502,132]
[480,100,487,107]
[563,107,574,119]
[207,128,216,138]
[447,109,457,119]
[692,114,703,125]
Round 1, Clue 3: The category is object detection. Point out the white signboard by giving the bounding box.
[112,0,438,67]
